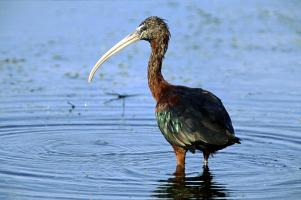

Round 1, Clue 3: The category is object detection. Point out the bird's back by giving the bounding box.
[155,85,240,153]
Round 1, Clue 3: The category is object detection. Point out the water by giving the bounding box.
[1,0,301,199]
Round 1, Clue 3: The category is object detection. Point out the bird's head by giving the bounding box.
[138,16,170,42]
[88,16,170,82]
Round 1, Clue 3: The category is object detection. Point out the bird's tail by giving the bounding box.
[233,137,241,144]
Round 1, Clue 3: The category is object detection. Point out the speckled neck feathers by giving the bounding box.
[147,34,170,102]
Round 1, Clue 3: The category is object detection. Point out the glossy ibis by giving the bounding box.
[88,16,240,173]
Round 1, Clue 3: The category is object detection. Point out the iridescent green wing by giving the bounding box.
[156,87,234,148]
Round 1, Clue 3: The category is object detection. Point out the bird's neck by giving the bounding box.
[148,39,170,102]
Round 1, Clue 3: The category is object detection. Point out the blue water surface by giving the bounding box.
[0,1,301,199]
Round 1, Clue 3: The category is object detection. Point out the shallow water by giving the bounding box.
[1,1,301,199]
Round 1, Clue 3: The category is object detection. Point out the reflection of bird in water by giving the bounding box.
[88,16,240,173]
[152,166,228,199]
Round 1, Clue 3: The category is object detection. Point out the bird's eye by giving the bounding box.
[137,25,147,33]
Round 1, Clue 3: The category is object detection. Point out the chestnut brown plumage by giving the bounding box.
[88,16,240,173]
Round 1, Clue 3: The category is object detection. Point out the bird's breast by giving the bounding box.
[155,94,181,113]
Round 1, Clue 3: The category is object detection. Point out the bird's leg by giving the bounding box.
[203,152,209,166]
[172,145,186,175]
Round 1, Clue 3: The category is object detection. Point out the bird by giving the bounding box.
[88,16,240,174]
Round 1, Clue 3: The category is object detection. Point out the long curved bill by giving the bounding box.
[88,31,140,82]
